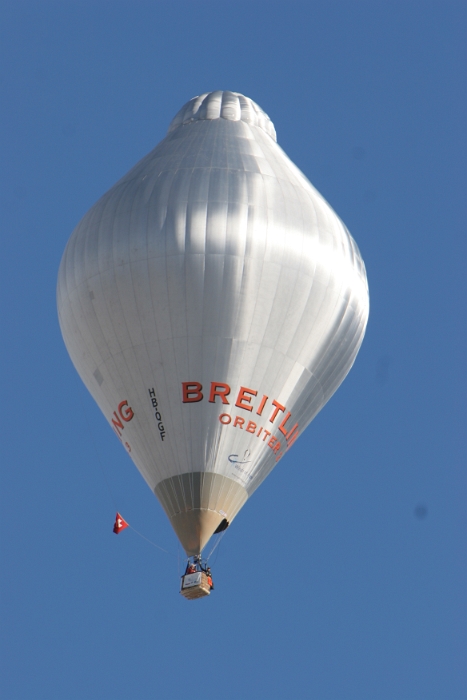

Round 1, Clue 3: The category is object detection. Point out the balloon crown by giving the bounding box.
[167,90,277,141]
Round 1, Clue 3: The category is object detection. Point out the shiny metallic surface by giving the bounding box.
[57,91,369,555]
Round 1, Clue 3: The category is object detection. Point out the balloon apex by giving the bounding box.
[167,90,277,141]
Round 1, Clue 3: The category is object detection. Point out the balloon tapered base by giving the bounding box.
[155,472,248,555]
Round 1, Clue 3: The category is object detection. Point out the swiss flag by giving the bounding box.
[113,513,129,534]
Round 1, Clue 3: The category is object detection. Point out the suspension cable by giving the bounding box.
[205,529,227,562]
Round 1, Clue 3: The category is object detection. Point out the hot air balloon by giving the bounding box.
[57,91,369,593]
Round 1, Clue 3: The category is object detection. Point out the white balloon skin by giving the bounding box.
[57,91,369,551]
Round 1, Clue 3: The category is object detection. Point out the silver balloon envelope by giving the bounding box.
[57,91,369,555]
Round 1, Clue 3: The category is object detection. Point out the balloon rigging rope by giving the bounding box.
[205,529,227,562]
[126,523,173,556]
[77,380,175,558]
[210,533,223,567]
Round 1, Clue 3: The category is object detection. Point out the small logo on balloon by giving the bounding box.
[229,450,254,482]
[228,449,251,465]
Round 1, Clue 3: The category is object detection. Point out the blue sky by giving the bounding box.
[1,2,466,699]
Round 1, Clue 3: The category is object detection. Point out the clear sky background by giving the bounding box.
[1,2,466,699]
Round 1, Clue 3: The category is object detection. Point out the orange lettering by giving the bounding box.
[286,424,299,448]
[268,436,277,448]
[233,416,245,428]
[286,423,299,441]
[273,441,281,454]
[262,429,271,442]
[182,382,203,403]
[278,412,292,436]
[219,413,232,424]
[246,420,257,433]
[235,386,257,412]
[118,400,134,422]
[209,382,231,404]
[269,400,285,423]
[256,395,268,416]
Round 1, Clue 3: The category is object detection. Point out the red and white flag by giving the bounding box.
[113,513,129,534]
